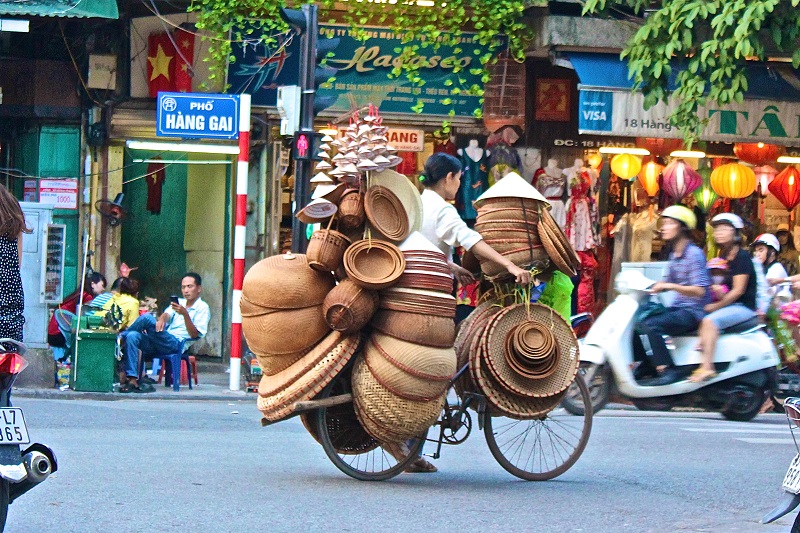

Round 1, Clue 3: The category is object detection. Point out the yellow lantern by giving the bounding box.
[710,162,757,199]
[587,153,603,170]
[638,160,662,197]
[610,153,642,180]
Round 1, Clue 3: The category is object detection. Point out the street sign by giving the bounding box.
[39,179,78,210]
[156,92,240,140]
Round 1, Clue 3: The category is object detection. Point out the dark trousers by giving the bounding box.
[634,308,700,369]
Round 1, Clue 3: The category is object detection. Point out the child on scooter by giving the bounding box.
[706,257,730,302]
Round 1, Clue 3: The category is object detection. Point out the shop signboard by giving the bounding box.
[23,180,37,202]
[39,179,78,210]
[156,92,240,140]
[229,24,496,117]
[579,88,800,144]
[336,126,425,152]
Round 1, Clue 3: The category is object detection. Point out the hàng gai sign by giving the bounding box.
[156,92,240,140]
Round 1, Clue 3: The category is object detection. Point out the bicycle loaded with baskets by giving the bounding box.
[246,109,591,481]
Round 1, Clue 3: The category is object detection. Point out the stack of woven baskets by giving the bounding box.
[474,172,579,278]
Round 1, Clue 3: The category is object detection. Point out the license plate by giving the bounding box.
[0,409,29,445]
[783,454,800,494]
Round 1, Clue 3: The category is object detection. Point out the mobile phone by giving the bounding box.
[170,295,180,305]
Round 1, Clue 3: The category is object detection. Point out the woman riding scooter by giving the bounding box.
[693,213,758,382]
[636,205,710,386]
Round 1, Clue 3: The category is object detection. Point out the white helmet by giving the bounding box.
[710,213,744,229]
[754,233,781,253]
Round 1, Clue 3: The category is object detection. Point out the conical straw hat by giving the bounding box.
[474,172,549,208]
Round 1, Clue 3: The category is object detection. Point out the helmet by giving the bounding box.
[660,205,697,230]
[754,233,781,253]
[710,213,744,229]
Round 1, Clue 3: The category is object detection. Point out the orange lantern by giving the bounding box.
[710,162,757,199]
[587,153,603,170]
[769,165,800,211]
[733,142,784,166]
[610,153,642,180]
[638,159,662,197]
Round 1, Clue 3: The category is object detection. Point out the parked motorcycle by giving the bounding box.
[562,270,779,421]
[762,397,800,531]
[0,339,57,531]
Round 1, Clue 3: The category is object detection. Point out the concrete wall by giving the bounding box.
[528,15,639,57]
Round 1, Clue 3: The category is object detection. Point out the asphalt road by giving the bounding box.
[3,398,797,533]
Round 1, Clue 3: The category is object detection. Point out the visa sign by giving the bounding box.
[579,90,613,133]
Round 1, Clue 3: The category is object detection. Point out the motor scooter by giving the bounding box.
[762,397,800,531]
[562,270,779,421]
[0,339,57,532]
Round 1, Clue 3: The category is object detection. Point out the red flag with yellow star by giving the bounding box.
[172,28,195,93]
[147,32,175,98]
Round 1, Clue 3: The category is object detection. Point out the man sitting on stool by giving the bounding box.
[120,273,210,393]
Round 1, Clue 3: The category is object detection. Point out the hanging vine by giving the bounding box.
[188,0,535,128]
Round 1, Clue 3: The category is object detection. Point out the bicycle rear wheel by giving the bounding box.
[483,374,592,481]
[316,372,424,481]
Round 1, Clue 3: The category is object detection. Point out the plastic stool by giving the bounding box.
[155,355,198,388]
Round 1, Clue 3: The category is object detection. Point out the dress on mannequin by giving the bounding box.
[517,147,542,184]
[434,135,458,156]
[456,140,489,221]
[533,159,567,228]
[395,151,418,176]
[565,169,599,252]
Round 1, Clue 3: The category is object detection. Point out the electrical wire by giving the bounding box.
[59,20,105,107]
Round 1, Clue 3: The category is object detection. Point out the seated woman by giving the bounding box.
[635,206,710,385]
[47,272,107,360]
[98,277,140,331]
[693,213,758,383]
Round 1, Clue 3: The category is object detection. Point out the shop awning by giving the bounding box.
[0,0,119,19]
[565,52,800,142]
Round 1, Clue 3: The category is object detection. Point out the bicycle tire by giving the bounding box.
[316,373,424,481]
[483,374,592,481]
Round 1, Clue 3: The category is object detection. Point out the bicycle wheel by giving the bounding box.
[483,374,592,481]
[316,372,424,481]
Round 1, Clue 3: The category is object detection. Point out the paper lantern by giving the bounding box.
[754,165,778,196]
[587,153,603,170]
[710,162,757,199]
[638,160,662,196]
[662,159,701,201]
[733,142,784,166]
[693,166,717,213]
[769,165,800,211]
[610,153,642,180]
[637,137,683,157]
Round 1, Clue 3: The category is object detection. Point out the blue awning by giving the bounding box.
[566,52,800,102]
[0,0,119,19]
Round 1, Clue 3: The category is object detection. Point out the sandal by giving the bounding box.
[404,457,438,473]
[119,383,137,393]
[688,368,717,383]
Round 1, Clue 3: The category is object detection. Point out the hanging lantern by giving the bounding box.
[733,142,785,166]
[587,153,603,170]
[754,165,778,197]
[637,137,683,157]
[693,166,717,213]
[610,153,642,180]
[637,159,662,196]
[710,162,757,199]
[769,165,800,211]
[662,159,701,201]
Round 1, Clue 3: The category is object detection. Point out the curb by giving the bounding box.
[12,387,258,402]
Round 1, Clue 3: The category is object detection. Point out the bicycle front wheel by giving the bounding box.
[316,373,424,481]
[483,374,592,481]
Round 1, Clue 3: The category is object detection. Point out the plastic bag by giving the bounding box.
[537,271,574,321]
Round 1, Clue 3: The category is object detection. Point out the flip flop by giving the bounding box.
[688,368,717,383]
[404,458,438,473]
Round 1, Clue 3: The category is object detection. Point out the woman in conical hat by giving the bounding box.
[419,153,531,287]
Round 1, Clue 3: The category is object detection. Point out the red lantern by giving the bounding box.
[733,142,784,166]
[637,138,683,157]
[769,165,800,211]
[661,159,701,201]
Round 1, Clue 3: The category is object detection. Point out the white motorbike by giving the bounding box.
[562,270,780,421]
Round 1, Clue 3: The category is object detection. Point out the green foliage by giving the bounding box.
[188,0,533,128]
[583,0,800,145]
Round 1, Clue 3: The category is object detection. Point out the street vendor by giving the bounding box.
[420,153,531,287]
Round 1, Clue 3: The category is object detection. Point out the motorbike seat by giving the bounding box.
[720,317,761,335]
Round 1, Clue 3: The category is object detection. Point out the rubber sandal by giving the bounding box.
[688,368,717,383]
[119,383,136,393]
[404,458,438,473]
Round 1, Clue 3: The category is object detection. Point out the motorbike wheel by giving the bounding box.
[793,510,800,533]
[563,362,609,416]
[0,479,8,532]
[721,385,765,422]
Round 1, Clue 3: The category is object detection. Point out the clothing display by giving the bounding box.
[630,210,659,262]
[146,161,166,214]
[0,236,24,351]
[565,170,599,252]
[395,151,418,176]
[456,144,489,221]
[576,251,597,314]
[433,138,457,156]
[517,148,542,184]
[533,159,567,228]
[486,141,521,187]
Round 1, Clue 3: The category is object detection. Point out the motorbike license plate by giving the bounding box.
[0,409,29,445]
[783,454,800,494]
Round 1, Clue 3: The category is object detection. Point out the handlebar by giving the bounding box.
[0,339,26,356]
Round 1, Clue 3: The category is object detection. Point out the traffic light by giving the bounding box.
[291,130,323,161]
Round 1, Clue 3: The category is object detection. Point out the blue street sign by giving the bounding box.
[156,92,240,140]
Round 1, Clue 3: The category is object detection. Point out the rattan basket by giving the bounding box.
[256,348,309,377]
[242,304,330,356]
[307,229,352,273]
[365,185,410,242]
[242,253,336,309]
[370,309,456,348]
[343,239,405,290]
[453,300,501,400]
[337,189,366,231]
[322,280,379,334]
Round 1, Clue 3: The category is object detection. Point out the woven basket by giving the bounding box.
[453,301,501,400]
[476,197,541,211]
[242,253,336,309]
[242,304,330,356]
[475,220,539,233]
[258,333,361,422]
[322,280,379,334]
[307,229,352,273]
[337,189,366,230]
[394,271,454,293]
[370,309,455,348]
[476,207,541,224]
[480,227,542,246]
[300,400,379,455]
[365,185,410,242]
[504,323,560,379]
[480,248,550,277]
[363,335,454,401]
[256,348,309,377]
[538,220,577,277]
[539,208,580,272]
[351,356,445,441]
[343,239,405,290]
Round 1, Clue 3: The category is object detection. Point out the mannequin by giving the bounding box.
[456,139,489,221]
[517,147,542,184]
[564,158,598,188]
[533,158,567,228]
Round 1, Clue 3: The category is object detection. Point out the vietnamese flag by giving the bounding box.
[147,32,175,98]
[172,28,195,93]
